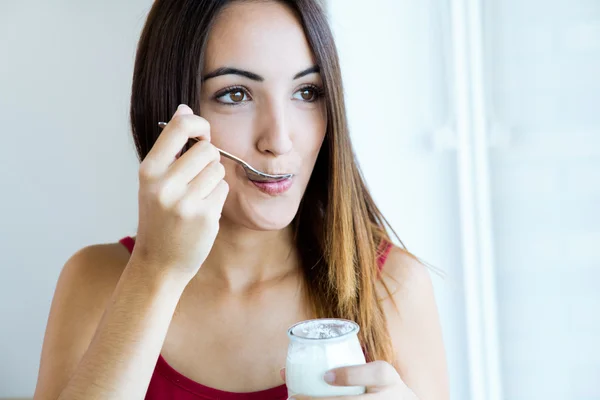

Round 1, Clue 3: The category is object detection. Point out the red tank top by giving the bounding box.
[118,236,393,400]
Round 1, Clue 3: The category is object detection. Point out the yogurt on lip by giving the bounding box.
[286,318,367,397]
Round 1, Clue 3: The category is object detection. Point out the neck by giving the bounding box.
[194,217,300,292]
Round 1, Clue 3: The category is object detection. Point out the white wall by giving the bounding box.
[486,0,600,398]
[0,1,152,396]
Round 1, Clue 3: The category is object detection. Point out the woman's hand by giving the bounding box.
[282,361,419,400]
[133,104,229,282]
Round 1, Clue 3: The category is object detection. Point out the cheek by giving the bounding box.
[293,104,327,156]
[201,110,255,154]
[306,124,327,163]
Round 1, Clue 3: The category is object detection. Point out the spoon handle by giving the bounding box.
[157,121,292,182]
[188,137,245,167]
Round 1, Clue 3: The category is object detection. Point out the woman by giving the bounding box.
[34,0,448,399]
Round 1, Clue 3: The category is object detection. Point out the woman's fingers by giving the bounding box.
[205,179,229,214]
[324,361,400,388]
[164,139,220,184]
[184,161,227,201]
[141,105,211,180]
[288,362,405,399]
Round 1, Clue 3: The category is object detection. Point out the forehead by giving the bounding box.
[204,1,316,76]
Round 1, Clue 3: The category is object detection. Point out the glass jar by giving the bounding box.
[286,318,367,397]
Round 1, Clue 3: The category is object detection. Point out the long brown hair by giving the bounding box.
[130,0,400,364]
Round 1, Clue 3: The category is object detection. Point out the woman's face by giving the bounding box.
[200,1,327,231]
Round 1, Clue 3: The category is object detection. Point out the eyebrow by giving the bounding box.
[293,65,320,79]
[202,65,320,82]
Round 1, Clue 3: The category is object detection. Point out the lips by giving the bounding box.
[250,177,293,195]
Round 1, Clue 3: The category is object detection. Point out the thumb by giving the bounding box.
[173,103,194,117]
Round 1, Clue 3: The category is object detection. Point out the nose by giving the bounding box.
[255,100,293,156]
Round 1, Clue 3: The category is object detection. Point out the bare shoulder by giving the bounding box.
[51,238,131,320]
[34,241,131,400]
[53,242,132,315]
[59,242,131,294]
[377,246,450,400]
[377,246,432,301]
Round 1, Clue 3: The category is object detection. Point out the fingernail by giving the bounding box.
[324,371,336,383]
[173,104,188,116]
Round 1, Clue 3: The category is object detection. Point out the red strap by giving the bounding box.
[119,236,135,254]
[377,241,393,272]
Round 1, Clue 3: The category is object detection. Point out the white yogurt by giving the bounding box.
[286,319,367,397]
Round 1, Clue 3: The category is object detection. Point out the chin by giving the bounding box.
[243,206,298,231]
[222,198,300,231]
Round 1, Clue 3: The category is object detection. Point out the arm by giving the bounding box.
[34,245,187,400]
[34,105,227,400]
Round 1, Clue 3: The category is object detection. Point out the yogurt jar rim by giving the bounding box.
[287,318,360,343]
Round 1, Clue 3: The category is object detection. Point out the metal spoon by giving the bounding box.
[158,121,292,182]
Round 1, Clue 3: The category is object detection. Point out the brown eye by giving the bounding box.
[229,90,245,103]
[304,89,317,101]
[293,87,321,102]
[215,87,250,105]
